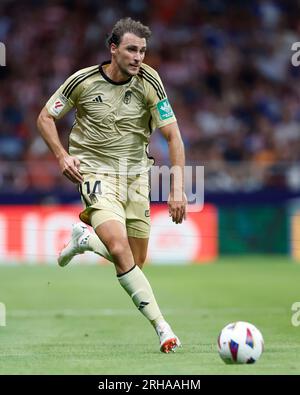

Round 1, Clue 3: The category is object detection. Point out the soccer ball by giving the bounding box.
[217,321,264,364]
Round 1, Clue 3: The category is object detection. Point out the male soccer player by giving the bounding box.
[37,17,187,353]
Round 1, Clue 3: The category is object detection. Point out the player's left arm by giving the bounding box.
[159,121,187,224]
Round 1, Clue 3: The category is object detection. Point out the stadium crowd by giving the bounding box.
[1,0,300,193]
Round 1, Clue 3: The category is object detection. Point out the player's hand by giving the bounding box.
[58,154,83,184]
[167,191,187,224]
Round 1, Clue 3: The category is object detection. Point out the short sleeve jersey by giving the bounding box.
[46,61,177,175]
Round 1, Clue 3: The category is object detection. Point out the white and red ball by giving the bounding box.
[218,321,264,364]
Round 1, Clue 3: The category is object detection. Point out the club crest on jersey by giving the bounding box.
[123,90,132,104]
[89,193,98,205]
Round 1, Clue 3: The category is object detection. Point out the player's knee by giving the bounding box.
[107,238,129,258]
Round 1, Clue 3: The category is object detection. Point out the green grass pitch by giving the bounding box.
[0,256,299,375]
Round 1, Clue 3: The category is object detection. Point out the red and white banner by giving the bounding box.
[0,204,218,264]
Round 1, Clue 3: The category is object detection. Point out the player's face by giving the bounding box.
[112,33,146,77]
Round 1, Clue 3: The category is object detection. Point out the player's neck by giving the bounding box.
[105,63,130,83]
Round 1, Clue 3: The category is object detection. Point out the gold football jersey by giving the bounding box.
[46,61,177,175]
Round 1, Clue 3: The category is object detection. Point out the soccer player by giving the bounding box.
[37,17,187,353]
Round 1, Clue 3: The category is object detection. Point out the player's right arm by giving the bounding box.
[36,67,98,184]
[37,107,83,183]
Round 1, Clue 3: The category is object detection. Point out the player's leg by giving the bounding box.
[125,176,181,352]
[128,236,149,269]
[126,225,181,352]
[91,210,180,353]
[126,173,150,269]
[93,219,134,274]
[58,225,150,268]
[58,222,113,267]
[126,234,181,352]
[58,226,149,268]
[58,173,115,266]
[58,174,147,267]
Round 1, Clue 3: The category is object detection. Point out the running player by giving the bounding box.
[37,17,187,353]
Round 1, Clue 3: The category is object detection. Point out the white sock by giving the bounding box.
[118,265,165,327]
[83,234,113,263]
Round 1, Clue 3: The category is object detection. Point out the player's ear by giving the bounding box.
[110,43,117,56]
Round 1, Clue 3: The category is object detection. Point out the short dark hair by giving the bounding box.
[106,17,151,47]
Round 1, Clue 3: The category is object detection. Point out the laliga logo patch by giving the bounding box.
[123,90,132,104]
[54,100,63,109]
[50,97,66,116]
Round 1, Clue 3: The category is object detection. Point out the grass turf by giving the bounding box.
[0,256,299,375]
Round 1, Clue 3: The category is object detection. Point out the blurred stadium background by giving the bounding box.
[1,0,300,262]
[1,0,300,375]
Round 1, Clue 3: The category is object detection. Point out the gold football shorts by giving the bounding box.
[78,172,150,238]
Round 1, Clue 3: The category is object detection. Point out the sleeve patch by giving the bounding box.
[156,98,174,121]
[49,95,67,116]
